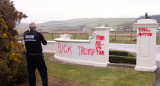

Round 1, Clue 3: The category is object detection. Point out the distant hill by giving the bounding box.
[15,22,28,30]
[15,18,136,30]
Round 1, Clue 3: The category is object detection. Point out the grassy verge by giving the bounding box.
[157,42,160,45]
[44,53,155,86]
[110,40,136,44]
[110,35,137,41]
[71,35,89,40]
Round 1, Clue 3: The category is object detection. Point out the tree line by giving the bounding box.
[138,14,160,24]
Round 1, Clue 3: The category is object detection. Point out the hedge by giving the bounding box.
[109,50,136,57]
[109,50,136,64]
[109,55,136,64]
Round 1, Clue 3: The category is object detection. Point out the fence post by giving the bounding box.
[131,31,133,41]
[156,31,160,44]
[74,33,76,39]
[115,32,116,40]
[52,31,53,39]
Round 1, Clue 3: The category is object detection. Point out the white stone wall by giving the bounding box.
[43,41,56,53]
[54,27,110,67]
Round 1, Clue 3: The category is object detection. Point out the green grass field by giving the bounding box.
[43,34,137,44]
[43,33,160,44]
[44,34,90,40]
[110,41,136,44]
[44,53,155,86]
[44,34,136,40]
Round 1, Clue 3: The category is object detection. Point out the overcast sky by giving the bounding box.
[13,0,160,23]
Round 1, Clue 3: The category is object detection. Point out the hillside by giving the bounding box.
[16,18,136,30]
[15,22,28,29]
[39,18,136,27]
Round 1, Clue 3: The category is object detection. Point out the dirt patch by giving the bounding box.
[36,75,85,86]
[49,76,85,86]
[18,71,85,86]
[18,54,85,86]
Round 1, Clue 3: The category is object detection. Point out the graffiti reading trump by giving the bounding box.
[77,35,105,56]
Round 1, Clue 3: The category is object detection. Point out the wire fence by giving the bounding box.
[41,31,137,41]
[17,30,160,44]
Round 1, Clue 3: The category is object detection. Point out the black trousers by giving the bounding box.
[27,54,48,86]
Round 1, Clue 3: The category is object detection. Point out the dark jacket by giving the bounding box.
[24,29,47,54]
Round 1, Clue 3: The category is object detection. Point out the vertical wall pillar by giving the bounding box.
[92,27,110,66]
[134,19,159,72]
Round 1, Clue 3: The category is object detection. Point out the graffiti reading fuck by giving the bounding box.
[58,43,72,55]
[137,28,152,37]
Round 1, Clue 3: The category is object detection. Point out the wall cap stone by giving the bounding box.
[92,26,111,31]
[54,38,90,43]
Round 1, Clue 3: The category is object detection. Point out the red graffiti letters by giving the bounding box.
[96,47,104,55]
[137,32,152,37]
[95,35,105,55]
[95,41,104,46]
[58,43,72,55]
[96,35,105,40]
[139,28,151,32]
[58,35,106,56]
[77,46,95,56]
[137,28,152,37]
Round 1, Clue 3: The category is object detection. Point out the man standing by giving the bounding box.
[24,22,48,86]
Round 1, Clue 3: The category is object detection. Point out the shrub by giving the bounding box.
[0,0,27,85]
[133,39,137,41]
[109,50,136,57]
[109,50,136,64]
[109,55,136,64]
[110,50,129,56]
